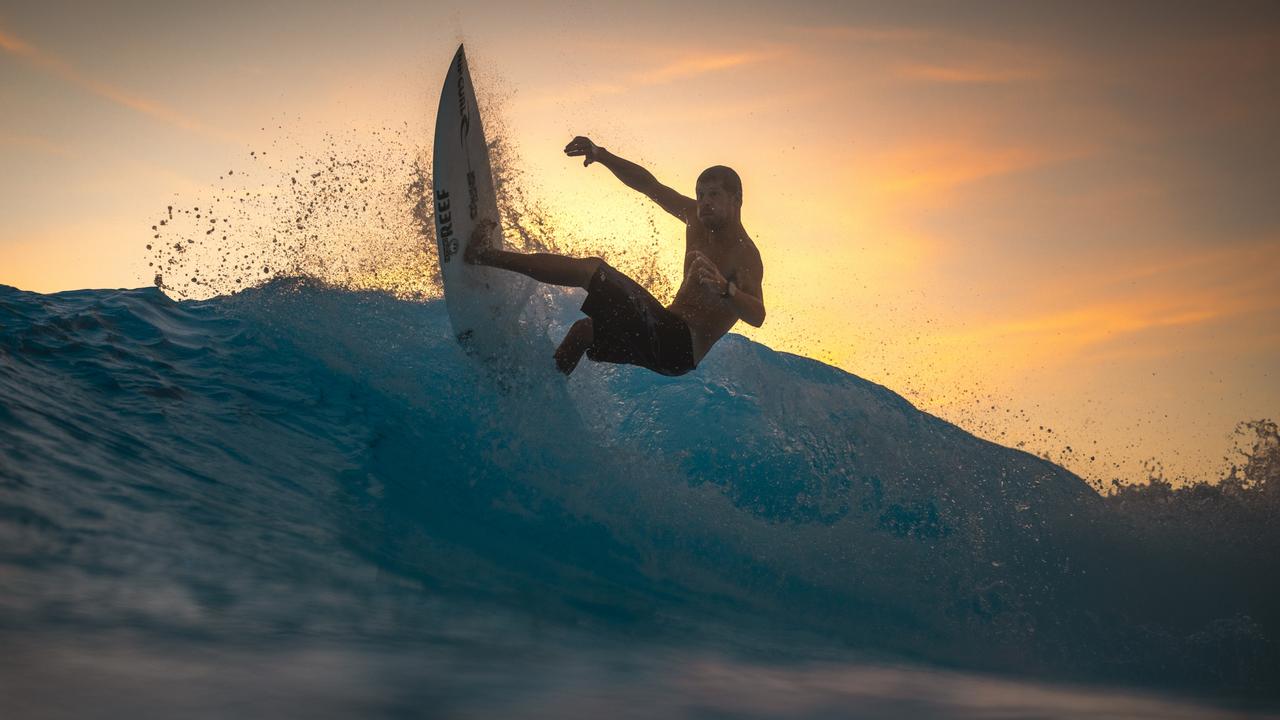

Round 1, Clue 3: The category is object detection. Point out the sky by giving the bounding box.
[2,0,1278,486]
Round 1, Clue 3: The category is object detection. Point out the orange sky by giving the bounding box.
[2,2,1278,485]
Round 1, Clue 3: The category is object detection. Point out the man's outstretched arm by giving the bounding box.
[564,136,695,223]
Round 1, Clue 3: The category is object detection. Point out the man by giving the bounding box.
[465,136,765,377]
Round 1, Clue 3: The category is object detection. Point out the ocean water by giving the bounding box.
[1,280,1276,719]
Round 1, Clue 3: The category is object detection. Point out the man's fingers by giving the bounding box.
[566,138,595,166]
[565,136,594,156]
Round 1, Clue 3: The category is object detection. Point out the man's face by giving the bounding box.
[696,178,738,231]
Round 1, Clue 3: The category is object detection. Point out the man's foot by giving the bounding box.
[464,220,498,265]
[554,318,593,375]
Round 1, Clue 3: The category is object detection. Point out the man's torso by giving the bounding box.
[667,221,762,364]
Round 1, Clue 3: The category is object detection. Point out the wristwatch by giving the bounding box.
[721,280,736,299]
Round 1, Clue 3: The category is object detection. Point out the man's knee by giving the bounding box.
[579,257,606,288]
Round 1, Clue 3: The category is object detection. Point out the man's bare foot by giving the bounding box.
[464,220,498,265]
[554,317,593,375]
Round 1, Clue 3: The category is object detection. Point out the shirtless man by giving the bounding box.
[465,136,765,377]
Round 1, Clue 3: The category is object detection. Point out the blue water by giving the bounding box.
[1,281,1276,719]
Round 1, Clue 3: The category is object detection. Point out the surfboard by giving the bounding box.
[432,44,539,366]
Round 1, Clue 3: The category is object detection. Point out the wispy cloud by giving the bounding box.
[870,141,1079,200]
[1027,239,1280,303]
[895,62,1040,85]
[0,132,75,158]
[939,239,1280,365]
[783,23,1056,88]
[785,24,931,44]
[988,301,1219,344]
[630,50,775,85]
[523,47,777,109]
[0,24,230,141]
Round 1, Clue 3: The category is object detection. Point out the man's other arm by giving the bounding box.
[688,250,767,328]
[564,136,695,222]
[726,261,766,328]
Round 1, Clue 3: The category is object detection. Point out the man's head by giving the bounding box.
[695,165,742,231]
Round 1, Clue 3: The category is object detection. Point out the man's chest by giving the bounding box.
[683,241,749,280]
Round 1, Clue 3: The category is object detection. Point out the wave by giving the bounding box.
[1,280,1276,706]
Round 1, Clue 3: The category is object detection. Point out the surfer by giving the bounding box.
[465,136,765,377]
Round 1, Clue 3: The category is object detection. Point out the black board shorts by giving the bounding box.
[580,263,697,377]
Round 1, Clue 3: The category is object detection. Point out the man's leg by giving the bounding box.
[476,251,601,289]
[465,222,601,289]
[465,223,599,375]
[554,318,593,375]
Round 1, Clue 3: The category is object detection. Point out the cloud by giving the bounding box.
[784,24,932,44]
[895,63,1040,85]
[523,46,777,109]
[630,50,776,85]
[0,132,75,158]
[987,301,1218,344]
[869,140,1080,201]
[938,238,1280,366]
[0,24,231,141]
[785,22,1056,77]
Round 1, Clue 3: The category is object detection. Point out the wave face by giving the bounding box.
[1,281,1277,716]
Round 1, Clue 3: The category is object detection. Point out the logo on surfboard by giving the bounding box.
[456,55,470,148]
[436,189,458,263]
[467,170,479,220]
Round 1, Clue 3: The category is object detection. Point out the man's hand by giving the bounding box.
[688,250,729,295]
[564,136,602,167]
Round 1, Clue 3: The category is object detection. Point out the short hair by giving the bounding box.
[697,165,742,204]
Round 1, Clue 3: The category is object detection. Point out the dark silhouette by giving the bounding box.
[466,136,765,376]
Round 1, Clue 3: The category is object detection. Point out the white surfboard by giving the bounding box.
[432,44,540,367]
